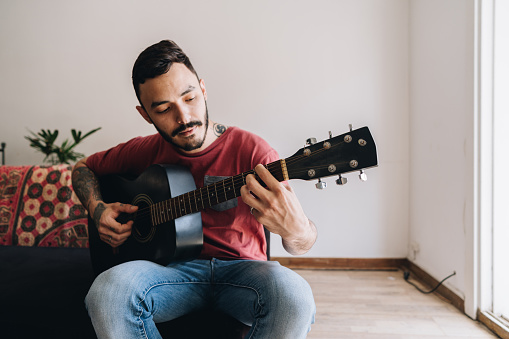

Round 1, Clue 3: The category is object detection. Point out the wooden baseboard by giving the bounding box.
[478,311,509,339]
[271,257,406,270]
[402,260,464,313]
[272,257,464,313]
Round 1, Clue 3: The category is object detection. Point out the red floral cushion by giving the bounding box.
[0,165,88,248]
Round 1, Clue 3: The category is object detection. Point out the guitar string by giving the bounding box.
[120,141,348,224]
[127,152,337,222]
[124,150,346,224]
[123,140,349,224]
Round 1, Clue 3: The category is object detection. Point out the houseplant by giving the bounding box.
[25,127,101,164]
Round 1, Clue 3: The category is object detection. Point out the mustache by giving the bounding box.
[171,121,203,137]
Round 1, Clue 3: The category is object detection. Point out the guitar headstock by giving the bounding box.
[285,126,378,185]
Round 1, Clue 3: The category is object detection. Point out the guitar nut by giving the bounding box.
[344,135,352,143]
[350,160,358,168]
[358,139,367,146]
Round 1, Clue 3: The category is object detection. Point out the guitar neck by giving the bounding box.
[151,159,289,225]
[149,126,378,226]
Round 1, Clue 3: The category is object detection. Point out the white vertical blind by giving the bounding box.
[492,0,509,321]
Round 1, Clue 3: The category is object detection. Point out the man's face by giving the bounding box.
[136,63,209,153]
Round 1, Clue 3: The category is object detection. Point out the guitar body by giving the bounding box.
[88,164,203,276]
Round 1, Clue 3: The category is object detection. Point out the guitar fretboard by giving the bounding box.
[149,159,287,226]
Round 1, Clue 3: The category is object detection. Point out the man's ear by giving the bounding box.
[136,106,153,124]
[199,79,207,100]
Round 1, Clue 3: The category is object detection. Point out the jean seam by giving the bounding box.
[136,281,211,339]
[214,282,263,339]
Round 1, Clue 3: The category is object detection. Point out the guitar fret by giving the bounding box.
[150,204,155,226]
[206,185,212,208]
[193,190,198,213]
[231,177,236,198]
[180,196,186,216]
[156,203,161,225]
[184,192,193,213]
[174,197,179,219]
[156,203,160,225]
[199,187,205,210]
[154,202,159,225]
[163,200,168,222]
[215,182,219,204]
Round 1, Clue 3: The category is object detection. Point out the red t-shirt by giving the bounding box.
[86,127,279,261]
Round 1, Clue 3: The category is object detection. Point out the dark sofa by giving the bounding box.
[0,165,96,339]
[0,165,252,339]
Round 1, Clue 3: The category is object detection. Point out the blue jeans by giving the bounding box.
[85,259,315,338]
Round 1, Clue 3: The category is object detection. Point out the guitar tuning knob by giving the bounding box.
[306,138,317,146]
[315,178,327,190]
[359,170,367,182]
[336,175,347,185]
[329,131,333,139]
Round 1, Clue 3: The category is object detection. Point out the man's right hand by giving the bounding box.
[90,201,138,248]
[72,158,139,248]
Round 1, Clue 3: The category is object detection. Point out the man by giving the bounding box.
[72,40,316,339]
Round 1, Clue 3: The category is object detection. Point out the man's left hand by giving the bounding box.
[240,164,317,255]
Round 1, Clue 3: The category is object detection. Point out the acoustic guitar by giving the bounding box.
[88,126,378,274]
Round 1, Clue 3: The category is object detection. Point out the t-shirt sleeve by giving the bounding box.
[86,135,159,177]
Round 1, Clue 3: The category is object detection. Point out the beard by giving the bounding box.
[154,104,209,152]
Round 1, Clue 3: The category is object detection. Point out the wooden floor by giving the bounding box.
[297,269,497,339]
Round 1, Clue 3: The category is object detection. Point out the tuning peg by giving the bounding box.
[329,131,333,138]
[306,138,317,146]
[315,179,327,190]
[336,175,347,185]
[349,124,353,132]
[359,170,367,182]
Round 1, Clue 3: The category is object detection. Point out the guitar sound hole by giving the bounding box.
[132,202,155,243]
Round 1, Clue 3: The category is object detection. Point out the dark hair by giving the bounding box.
[132,40,199,106]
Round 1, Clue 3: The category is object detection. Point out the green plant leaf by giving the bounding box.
[26,127,101,164]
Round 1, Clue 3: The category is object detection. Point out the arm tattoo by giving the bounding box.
[213,123,227,137]
[72,166,103,212]
[93,202,106,228]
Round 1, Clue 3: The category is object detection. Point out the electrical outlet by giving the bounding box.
[408,241,420,261]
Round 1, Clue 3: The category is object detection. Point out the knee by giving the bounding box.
[263,267,316,321]
[85,261,145,315]
[85,266,122,314]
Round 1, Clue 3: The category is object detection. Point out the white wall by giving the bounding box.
[1,0,482,311]
[0,1,409,258]
[409,0,475,300]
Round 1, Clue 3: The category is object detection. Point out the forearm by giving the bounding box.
[71,158,103,218]
[281,219,317,255]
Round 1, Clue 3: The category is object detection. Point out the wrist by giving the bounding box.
[281,219,317,255]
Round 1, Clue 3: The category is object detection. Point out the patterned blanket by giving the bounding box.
[0,165,89,248]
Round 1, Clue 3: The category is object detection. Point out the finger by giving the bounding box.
[106,203,137,233]
[101,230,131,247]
[240,183,263,212]
[115,202,138,214]
[254,164,282,191]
